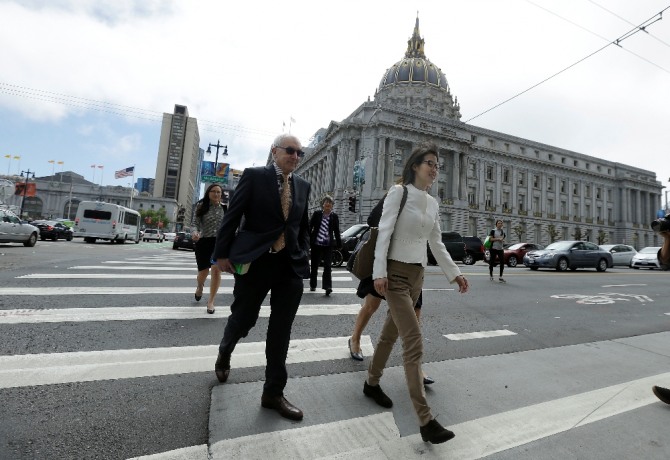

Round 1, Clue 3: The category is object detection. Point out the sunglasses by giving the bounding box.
[275,145,305,158]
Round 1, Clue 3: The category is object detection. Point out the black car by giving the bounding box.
[172,231,195,251]
[427,232,467,265]
[32,220,73,241]
[462,236,486,265]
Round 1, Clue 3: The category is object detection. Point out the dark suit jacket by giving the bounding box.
[309,210,342,248]
[214,165,311,278]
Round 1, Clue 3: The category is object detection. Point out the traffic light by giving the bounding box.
[348,196,357,213]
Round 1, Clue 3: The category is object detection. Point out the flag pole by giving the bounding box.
[129,165,135,208]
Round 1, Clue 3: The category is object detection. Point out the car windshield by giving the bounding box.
[639,247,661,254]
[342,224,367,238]
[508,243,524,250]
[544,241,574,251]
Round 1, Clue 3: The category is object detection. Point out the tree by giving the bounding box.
[597,230,608,245]
[547,224,559,243]
[512,221,526,241]
[573,226,583,240]
[139,208,170,229]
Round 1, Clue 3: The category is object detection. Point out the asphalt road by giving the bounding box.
[0,240,668,459]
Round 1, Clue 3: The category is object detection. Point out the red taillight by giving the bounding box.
[47,226,54,231]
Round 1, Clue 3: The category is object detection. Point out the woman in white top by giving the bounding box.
[363,142,469,445]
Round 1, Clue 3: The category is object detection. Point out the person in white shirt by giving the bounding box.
[362,142,469,445]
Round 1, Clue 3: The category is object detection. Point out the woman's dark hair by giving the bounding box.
[400,141,439,185]
[195,184,223,218]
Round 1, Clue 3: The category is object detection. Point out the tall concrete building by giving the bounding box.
[296,18,664,249]
[154,104,201,228]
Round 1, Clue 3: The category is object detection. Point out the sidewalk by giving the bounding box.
[209,332,670,459]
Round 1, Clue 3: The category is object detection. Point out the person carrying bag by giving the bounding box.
[348,187,408,279]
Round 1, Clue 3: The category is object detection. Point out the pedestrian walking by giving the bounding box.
[309,195,342,296]
[192,183,225,314]
[212,133,311,421]
[488,219,506,283]
[363,142,469,444]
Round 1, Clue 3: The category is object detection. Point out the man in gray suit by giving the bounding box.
[213,133,311,421]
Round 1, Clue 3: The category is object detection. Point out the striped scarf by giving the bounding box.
[316,213,331,246]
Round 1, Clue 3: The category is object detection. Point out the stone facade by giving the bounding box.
[295,18,664,249]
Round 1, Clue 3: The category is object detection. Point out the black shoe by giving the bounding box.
[214,353,230,383]
[349,338,364,361]
[363,381,393,408]
[309,287,316,292]
[420,418,455,444]
[653,385,670,404]
[325,288,332,296]
[261,394,303,421]
[423,376,435,385]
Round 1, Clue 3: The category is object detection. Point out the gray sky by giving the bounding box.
[1,0,669,208]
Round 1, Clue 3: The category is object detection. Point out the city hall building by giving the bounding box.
[295,18,663,248]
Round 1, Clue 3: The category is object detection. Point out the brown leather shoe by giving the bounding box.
[261,394,304,421]
[214,353,230,383]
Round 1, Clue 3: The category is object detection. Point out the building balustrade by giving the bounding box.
[533,211,542,217]
[518,210,528,216]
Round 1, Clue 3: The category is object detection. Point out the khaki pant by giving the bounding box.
[367,259,431,425]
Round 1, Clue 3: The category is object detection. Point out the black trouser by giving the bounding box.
[309,244,332,290]
[489,248,505,277]
[219,250,303,396]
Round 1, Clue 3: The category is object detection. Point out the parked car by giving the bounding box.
[502,242,545,267]
[143,228,164,242]
[0,208,40,247]
[32,220,74,241]
[427,232,467,265]
[172,231,195,251]
[163,232,177,242]
[630,246,661,269]
[599,244,637,267]
[462,236,486,265]
[523,240,613,272]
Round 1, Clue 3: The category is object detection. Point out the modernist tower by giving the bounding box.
[154,104,201,227]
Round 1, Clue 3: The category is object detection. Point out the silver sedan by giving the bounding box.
[523,240,614,272]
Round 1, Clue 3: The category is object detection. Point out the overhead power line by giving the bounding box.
[465,5,670,123]
[0,82,277,141]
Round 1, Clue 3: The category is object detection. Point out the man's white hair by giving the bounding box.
[272,133,300,148]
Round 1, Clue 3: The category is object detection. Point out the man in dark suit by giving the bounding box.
[213,133,311,421]
[309,196,342,296]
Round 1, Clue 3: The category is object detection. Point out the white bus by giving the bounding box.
[73,201,141,244]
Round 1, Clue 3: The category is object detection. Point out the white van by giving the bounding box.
[73,201,141,244]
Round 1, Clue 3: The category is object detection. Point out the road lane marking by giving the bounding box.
[0,287,357,295]
[602,284,647,287]
[17,273,354,281]
[0,336,375,389]
[207,373,670,459]
[128,444,208,460]
[0,304,363,324]
[444,329,517,340]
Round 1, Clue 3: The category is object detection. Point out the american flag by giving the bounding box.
[114,166,134,179]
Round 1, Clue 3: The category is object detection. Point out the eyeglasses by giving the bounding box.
[421,160,441,170]
[275,145,305,158]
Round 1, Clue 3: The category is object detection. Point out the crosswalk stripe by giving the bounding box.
[102,261,196,265]
[128,444,208,460]
[444,329,517,340]
[207,373,669,459]
[0,287,357,295]
[0,304,363,324]
[0,336,374,389]
[17,273,354,281]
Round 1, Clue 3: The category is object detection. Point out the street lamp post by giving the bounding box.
[206,140,228,170]
[19,169,35,218]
